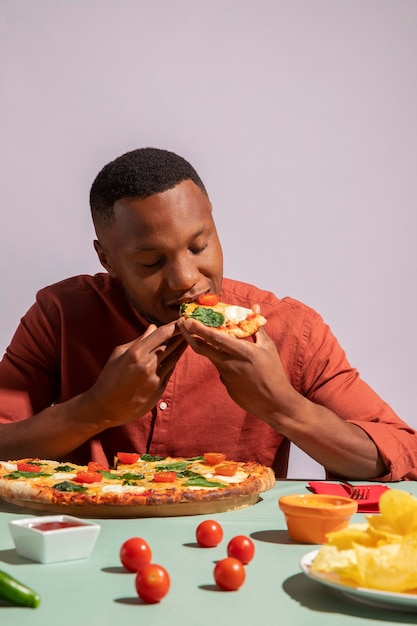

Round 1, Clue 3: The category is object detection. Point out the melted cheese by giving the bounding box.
[100,484,146,494]
[223,305,252,323]
[53,472,77,480]
[0,462,18,472]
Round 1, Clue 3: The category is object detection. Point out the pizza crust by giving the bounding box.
[222,316,266,339]
[1,493,261,518]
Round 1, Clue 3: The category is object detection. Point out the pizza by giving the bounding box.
[180,294,267,338]
[0,453,275,517]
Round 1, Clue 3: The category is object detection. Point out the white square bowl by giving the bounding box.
[8,515,101,563]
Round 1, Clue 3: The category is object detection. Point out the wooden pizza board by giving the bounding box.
[1,492,260,518]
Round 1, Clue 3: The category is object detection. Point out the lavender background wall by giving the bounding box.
[1,1,416,477]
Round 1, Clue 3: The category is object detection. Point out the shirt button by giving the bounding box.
[159,401,168,410]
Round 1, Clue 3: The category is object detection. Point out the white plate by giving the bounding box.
[300,550,417,612]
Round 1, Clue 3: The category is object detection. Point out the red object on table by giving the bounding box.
[308,482,390,513]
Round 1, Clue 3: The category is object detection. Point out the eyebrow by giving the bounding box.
[132,228,208,253]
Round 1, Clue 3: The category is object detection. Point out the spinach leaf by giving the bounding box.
[187,307,225,328]
[99,471,122,480]
[140,454,165,462]
[53,481,87,493]
[156,461,190,473]
[177,469,201,479]
[184,475,227,488]
[121,472,145,481]
[4,471,52,480]
[55,465,77,472]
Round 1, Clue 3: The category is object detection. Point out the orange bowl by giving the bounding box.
[278,493,358,544]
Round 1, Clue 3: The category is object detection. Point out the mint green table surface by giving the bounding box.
[1,480,417,626]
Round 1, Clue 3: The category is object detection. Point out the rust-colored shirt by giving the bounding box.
[1,274,416,479]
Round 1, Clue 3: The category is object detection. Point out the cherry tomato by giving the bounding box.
[120,537,152,573]
[153,471,177,483]
[215,463,238,477]
[204,452,226,466]
[196,520,224,547]
[214,557,246,591]
[117,452,140,464]
[17,463,42,473]
[227,535,255,564]
[74,471,103,484]
[197,294,220,306]
[135,564,170,603]
[88,461,108,472]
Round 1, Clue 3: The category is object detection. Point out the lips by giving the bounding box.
[166,291,209,308]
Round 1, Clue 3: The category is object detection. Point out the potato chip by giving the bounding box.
[352,542,417,592]
[378,490,417,534]
[366,515,403,544]
[311,545,357,575]
[325,523,374,549]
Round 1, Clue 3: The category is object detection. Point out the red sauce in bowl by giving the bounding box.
[29,520,86,531]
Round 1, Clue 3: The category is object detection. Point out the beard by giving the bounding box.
[121,283,163,327]
[120,282,183,327]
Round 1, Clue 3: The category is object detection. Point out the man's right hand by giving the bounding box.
[83,321,187,428]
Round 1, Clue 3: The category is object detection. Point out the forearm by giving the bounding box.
[265,395,387,479]
[0,393,103,460]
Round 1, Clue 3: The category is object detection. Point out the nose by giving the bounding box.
[165,255,199,291]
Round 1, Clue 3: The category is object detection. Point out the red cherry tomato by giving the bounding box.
[153,471,177,483]
[214,557,246,591]
[196,520,224,547]
[117,452,140,464]
[120,537,152,573]
[74,471,103,484]
[227,535,255,564]
[88,461,108,472]
[197,294,220,306]
[17,463,42,473]
[215,463,238,477]
[204,452,226,466]
[135,563,170,603]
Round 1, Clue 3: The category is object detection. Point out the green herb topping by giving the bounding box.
[53,481,87,493]
[186,307,225,327]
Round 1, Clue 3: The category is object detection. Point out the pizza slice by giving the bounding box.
[180,294,267,338]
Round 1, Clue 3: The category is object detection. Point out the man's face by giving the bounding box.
[95,180,223,325]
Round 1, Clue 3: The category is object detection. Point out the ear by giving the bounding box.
[94,240,117,277]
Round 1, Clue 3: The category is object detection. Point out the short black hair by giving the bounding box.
[90,147,207,228]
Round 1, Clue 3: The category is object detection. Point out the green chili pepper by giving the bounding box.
[0,569,41,608]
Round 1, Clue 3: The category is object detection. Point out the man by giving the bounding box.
[0,147,416,479]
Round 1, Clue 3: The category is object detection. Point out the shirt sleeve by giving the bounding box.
[0,293,61,422]
[297,307,417,481]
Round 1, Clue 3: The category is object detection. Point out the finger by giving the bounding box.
[129,321,179,355]
[178,318,249,361]
[113,323,160,357]
[158,340,189,383]
[252,326,272,344]
[156,335,187,361]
